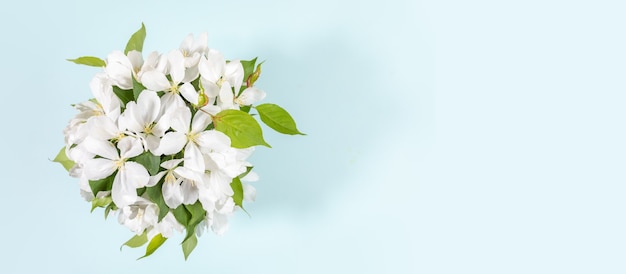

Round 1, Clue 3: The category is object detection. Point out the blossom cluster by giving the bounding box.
[54,24,303,259]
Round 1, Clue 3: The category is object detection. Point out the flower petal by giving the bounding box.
[169,107,191,133]
[173,166,204,182]
[135,90,160,126]
[82,136,119,160]
[118,136,144,159]
[181,180,199,205]
[83,158,116,180]
[122,161,150,189]
[168,50,186,84]
[191,110,211,133]
[179,82,198,105]
[141,71,171,91]
[224,60,244,92]
[236,87,266,106]
[183,143,205,172]
[196,130,231,152]
[162,179,184,208]
[156,131,187,155]
[112,171,138,208]
[161,158,184,170]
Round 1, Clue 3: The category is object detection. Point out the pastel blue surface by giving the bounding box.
[1,0,625,273]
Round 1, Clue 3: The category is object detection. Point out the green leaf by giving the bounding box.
[256,103,305,135]
[238,166,254,179]
[125,23,146,54]
[91,196,112,212]
[181,234,198,260]
[121,231,148,250]
[146,184,169,222]
[172,205,191,226]
[133,75,146,100]
[240,57,257,85]
[183,202,205,241]
[112,86,134,106]
[213,109,270,148]
[67,56,106,67]
[88,173,115,195]
[52,147,75,171]
[131,152,160,176]
[138,234,166,260]
[230,177,244,208]
[104,203,117,220]
[247,61,264,87]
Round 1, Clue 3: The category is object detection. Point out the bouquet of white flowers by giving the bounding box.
[53,24,303,259]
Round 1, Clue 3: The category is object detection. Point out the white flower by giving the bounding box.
[141,50,197,111]
[155,107,213,172]
[241,171,259,202]
[118,90,169,153]
[198,49,244,106]
[148,212,184,239]
[233,87,266,107]
[150,159,203,208]
[105,50,143,90]
[179,32,208,68]
[82,137,150,208]
[118,197,158,235]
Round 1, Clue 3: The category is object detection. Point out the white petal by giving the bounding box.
[145,134,161,154]
[183,143,205,172]
[168,50,185,84]
[162,180,184,208]
[135,90,160,125]
[117,136,144,159]
[157,132,187,155]
[236,87,266,106]
[191,111,212,133]
[87,116,119,141]
[179,83,199,105]
[148,171,166,187]
[169,107,191,133]
[224,60,244,92]
[241,171,259,182]
[112,171,138,208]
[242,183,256,202]
[173,166,204,182]
[159,93,186,114]
[210,212,229,235]
[122,161,150,189]
[217,82,234,109]
[127,50,144,72]
[200,105,221,116]
[183,65,199,83]
[200,78,220,97]
[181,180,199,204]
[161,158,184,170]
[83,158,116,180]
[141,71,171,91]
[179,34,193,52]
[199,50,224,82]
[192,33,208,54]
[184,54,201,70]
[82,137,119,160]
[105,51,133,89]
[120,102,143,133]
[196,130,231,151]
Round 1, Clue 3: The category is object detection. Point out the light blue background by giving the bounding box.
[1,0,625,273]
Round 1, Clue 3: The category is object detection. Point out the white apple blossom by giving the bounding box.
[118,197,159,235]
[82,137,149,208]
[56,26,303,258]
[155,107,213,172]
